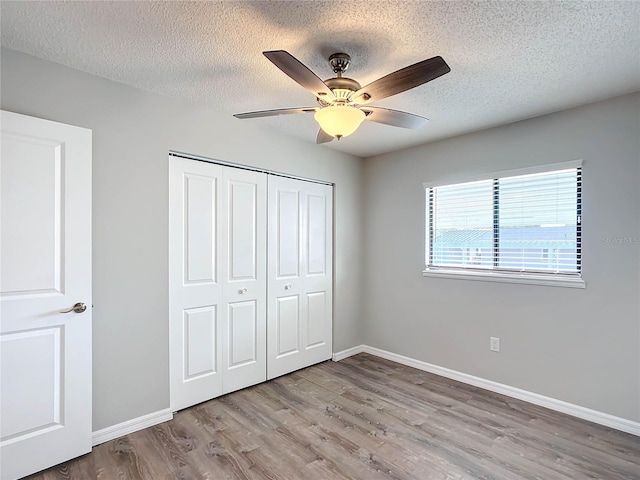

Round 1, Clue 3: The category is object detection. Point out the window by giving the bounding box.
[424,162,584,287]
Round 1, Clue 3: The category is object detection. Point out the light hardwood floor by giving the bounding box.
[26,353,639,480]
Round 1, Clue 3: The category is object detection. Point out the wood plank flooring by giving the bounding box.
[26,353,639,480]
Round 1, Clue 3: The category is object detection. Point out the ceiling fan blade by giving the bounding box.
[263,50,335,101]
[233,107,317,119]
[316,129,334,144]
[361,107,429,129]
[351,56,450,105]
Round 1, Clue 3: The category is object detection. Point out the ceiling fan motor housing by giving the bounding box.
[320,76,362,105]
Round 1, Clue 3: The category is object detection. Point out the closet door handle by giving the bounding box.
[239,288,248,294]
[284,284,292,290]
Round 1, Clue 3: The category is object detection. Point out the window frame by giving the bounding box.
[423,160,585,288]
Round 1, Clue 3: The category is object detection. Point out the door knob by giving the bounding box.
[239,288,248,294]
[60,302,87,314]
[284,284,292,290]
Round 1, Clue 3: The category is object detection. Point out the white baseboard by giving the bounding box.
[333,345,640,436]
[332,344,366,362]
[92,408,174,446]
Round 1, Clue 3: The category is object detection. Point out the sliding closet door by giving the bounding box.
[221,168,267,394]
[267,177,333,379]
[169,157,224,411]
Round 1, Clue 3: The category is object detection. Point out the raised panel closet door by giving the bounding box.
[301,181,333,366]
[221,167,267,394]
[267,178,303,379]
[267,176,333,379]
[169,157,224,411]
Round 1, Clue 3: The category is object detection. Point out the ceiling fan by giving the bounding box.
[234,50,450,143]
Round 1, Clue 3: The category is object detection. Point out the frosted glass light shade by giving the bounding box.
[314,105,366,138]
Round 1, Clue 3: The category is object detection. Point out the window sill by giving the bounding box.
[422,268,585,288]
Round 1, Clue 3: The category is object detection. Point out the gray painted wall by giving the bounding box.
[1,48,365,430]
[362,93,640,421]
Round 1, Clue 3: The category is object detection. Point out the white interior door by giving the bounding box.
[267,176,333,379]
[169,158,266,410]
[0,111,92,480]
[221,168,266,394]
[169,157,224,411]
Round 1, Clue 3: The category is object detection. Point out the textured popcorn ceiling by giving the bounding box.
[1,1,639,157]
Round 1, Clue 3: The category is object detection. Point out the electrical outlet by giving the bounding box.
[490,337,500,352]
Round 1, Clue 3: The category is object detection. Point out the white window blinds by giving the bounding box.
[426,166,582,276]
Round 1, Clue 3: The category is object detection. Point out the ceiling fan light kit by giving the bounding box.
[314,105,366,139]
[234,50,450,143]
